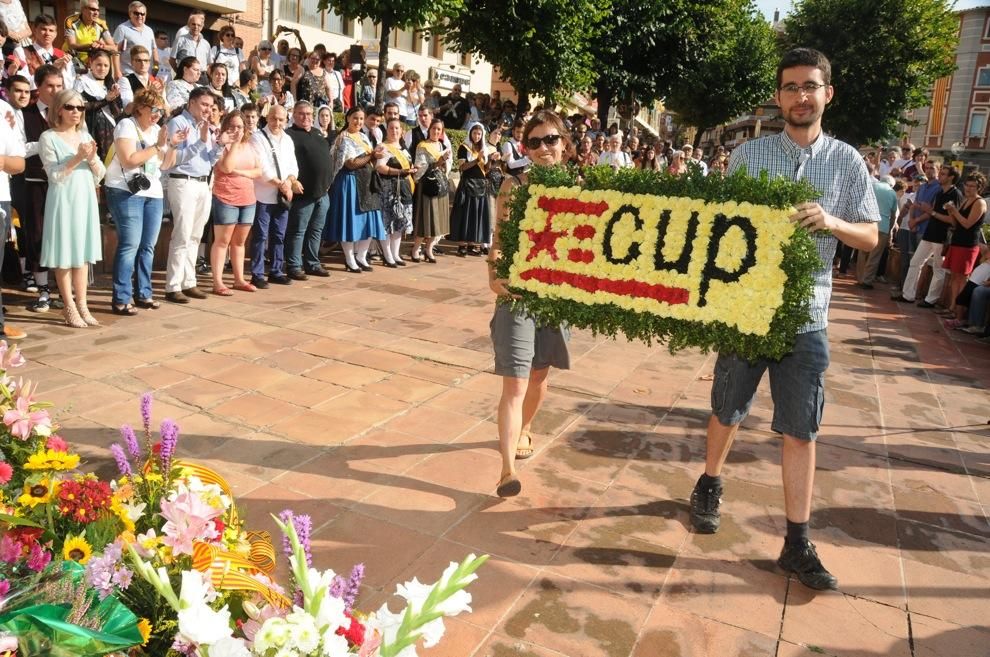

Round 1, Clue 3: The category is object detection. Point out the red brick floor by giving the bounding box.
[11,256,989,657]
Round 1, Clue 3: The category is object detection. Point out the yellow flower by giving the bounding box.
[62,535,93,564]
[23,449,80,472]
[143,472,163,484]
[17,478,57,508]
[137,618,152,646]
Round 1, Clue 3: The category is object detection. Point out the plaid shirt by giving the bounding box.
[728,131,879,333]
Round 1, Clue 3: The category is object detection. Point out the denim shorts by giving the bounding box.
[711,329,830,441]
[490,303,570,379]
[212,198,256,225]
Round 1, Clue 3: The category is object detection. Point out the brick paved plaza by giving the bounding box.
[10,255,989,657]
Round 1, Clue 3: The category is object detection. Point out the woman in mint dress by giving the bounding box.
[39,89,106,329]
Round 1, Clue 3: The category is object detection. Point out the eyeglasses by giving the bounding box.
[779,82,826,95]
[149,107,163,116]
[131,11,145,17]
[259,47,271,51]
[63,104,85,112]
[524,134,562,150]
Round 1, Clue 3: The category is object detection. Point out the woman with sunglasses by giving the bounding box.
[209,26,244,86]
[251,39,277,96]
[487,111,573,497]
[106,88,181,316]
[38,89,106,328]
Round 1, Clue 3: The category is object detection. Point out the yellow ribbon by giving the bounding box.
[385,142,414,194]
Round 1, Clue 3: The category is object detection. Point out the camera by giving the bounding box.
[127,173,151,194]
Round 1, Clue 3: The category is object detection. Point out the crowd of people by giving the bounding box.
[846,146,990,344]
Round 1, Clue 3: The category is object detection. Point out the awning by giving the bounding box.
[634,115,659,137]
[166,0,246,14]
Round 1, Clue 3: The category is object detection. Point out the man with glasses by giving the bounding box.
[63,0,116,66]
[688,48,879,592]
[154,31,172,82]
[113,1,156,74]
[119,45,161,114]
[385,63,408,120]
[170,10,210,74]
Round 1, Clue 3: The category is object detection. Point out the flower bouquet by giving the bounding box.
[496,164,823,359]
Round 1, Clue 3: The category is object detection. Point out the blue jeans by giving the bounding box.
[968,285,990,329]
[251,201,289,278]
[212,198,256,225]
[286,193,329,272]
[107,187,163,304]
[711,330,830,441]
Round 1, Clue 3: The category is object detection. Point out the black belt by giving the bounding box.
[168,173,210,182]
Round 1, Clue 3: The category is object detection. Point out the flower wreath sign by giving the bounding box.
[495,165,823,360]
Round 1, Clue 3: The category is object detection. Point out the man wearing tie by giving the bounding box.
[23,15,75,91]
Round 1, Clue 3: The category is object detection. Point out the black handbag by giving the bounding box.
[260,130,292,210]
[421,165,449,198]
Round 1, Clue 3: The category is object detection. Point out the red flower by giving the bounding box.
[336,613,365,647]
[45,436,69,452]
[56,479,113,524]
[151,442,162,455]
[0,462,11,484]
[212,518,226,538]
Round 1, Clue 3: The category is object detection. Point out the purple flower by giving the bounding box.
[0,578,9,598]
[111,567,133,589]
[277,510,312,566]
[343,563,364,612]
[0,536,20,563]
[85,543,124,598]
[119,424,140,459]
[139,393,153,434]
[159,419,179,472]
[110,443,132,477]
[329,575,346,599]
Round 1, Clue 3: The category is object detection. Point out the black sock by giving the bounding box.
[698,473,722,488]
[786,520,809,546]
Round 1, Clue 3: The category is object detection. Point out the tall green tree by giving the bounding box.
[439,0,610,115]
[782,0,958,145]
[320,0,463,105]
[589,0,727,125]
[664,0,777,146]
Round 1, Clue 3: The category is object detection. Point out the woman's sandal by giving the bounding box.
[233,282,257,292]
[134,298,160,309]
[111,303,138,316]
[496,473,521,498]
[515,433,534,460]
[213,287,234,296]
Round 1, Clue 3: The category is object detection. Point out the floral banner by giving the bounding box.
[497,166,822,360]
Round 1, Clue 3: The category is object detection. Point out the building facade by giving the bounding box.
[906,6,990,171]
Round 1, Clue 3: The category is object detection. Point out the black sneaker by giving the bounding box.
[196,257,211,275]
[777,539,839,591]
[251,275,269,289]
[917,300,936,309]
[689,477,722,534]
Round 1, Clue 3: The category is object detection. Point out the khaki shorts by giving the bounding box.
[490,303,571,379]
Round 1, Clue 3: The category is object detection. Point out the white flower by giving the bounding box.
[205,636,251,657]
[254,617,290,653]
[178,604,232,645]
[394,578,432,613]
[314,592,347,633]
[319,628,350,657]
[418,617,446,648]
[284,609,320,653]
[179,570,218,608]
[120,499,147,523]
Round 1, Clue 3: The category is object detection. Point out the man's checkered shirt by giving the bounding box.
[727,131,879,334]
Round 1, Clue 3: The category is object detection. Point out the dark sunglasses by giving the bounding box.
[63,104,85,112]
[524,134,562,150]
[131,11,146,16]
[260,46,271,51]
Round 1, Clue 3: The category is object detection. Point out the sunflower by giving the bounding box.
[137,618,152,646]
[17,478,56,508]
[61,535,93,564]
[23,449,80,472]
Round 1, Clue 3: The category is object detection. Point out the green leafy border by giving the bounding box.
[495,164,822,360]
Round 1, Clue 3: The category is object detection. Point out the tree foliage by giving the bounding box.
[439,0,610,110]
[782,0,958,145]
[664,0,777,144]
[319,0,463,105]
[588,0,726,124]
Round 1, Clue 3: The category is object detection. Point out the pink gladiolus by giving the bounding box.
[159,487,223,556]
[2,396,52,440]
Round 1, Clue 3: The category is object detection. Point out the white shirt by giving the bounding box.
[24,44,75,90]
[209,45,243,85]
[113,21,155,74]
[105,118,164,197]
[251,127,299,205]
[501,138,530,172]
[597,150,632,169]
[385,77,407,117]
[171,33,210,71]
[969,262,990,285]
[0,100,25,202]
